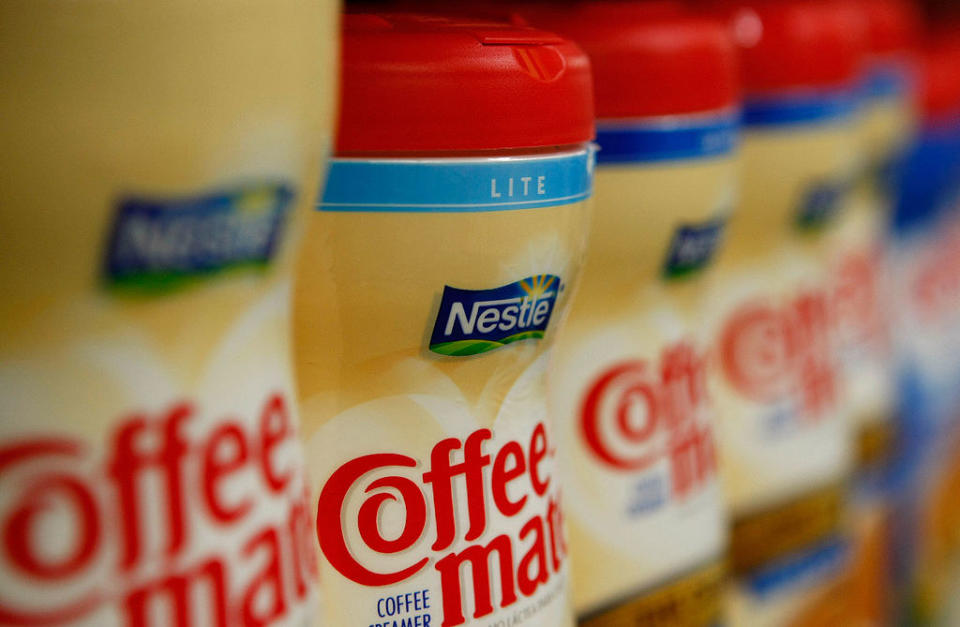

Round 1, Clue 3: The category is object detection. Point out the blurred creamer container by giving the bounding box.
[833,0,919,484]
[700,1,866,624]
[0,0,338,625]
[834,1,920,623]
[887,30,960,626]
[294,14,595,627]
[517,2,739,624]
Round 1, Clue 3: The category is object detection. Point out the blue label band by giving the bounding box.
[429,274,562,356]
[746,537,849,598]
[743,89,859,127]
[863,62,912,101]
[104,182,294,293]
[595,111,739,165]
[892,122,960,233]
[319,149,593,212]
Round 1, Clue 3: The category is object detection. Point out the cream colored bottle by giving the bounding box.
[836,58,916,626]
[550,118,737,626]
[0,1,337,624]
[712,100,861,627]
[830,65,915,476]
[699,3,869,623]
[500,10,740,624]
[295,14,596,627]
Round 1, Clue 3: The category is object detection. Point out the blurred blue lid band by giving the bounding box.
[595,110,739,164]
[743,89,859,127]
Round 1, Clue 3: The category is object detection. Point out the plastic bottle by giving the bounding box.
[294,14,595,627]
[0,1,339,624]
[887,28,960,626]
[831,2,920,623]
[515,3,739,624]
[699,1,866,624]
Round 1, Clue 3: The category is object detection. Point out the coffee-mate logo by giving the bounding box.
[909,230,960,323]
[316,424,566,627]
[104,182,294,292]
[718,290,837,417]
[0,393,317,626]
[832,247,885,348]
[429,275,562,356]
[581,342,718,500]
[663,217,727,279]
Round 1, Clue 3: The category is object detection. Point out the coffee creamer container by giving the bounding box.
[835,0,918,482]
[702,1,866,624]
[294,14,595,627]
[515,3,738,625]
[0,1,338,624]
[887,33,960,626]
[834,2,919,623]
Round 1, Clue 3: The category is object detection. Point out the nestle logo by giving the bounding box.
[796,178,851,230]
[104,183,294,293]
[663,217,726,279]
[429,275,562,356]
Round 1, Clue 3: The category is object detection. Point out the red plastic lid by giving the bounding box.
[376,0,683,21]
[699,0,868,95]
[918,34,960,119]
[336,13,595,154]
[513,1,738,118]
[849,0,921,57]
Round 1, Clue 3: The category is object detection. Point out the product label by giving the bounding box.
[709,271,850,624]
[551,322,725,617]
[429,275,562,356]
[320,150,593,213]
[718,290,837,419]
[795,178,851,230]
[580,342,717,499]
[708,267,850,532]
[663,217,728,279]
[105,183,294,292]
[302,151,592,626]
[0,393,316,626]
[564,340,723,625]
[315,422,567,627]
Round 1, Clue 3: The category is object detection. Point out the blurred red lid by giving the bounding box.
[513,1,738,118]
[918,33,960,119]
[700,0,868,94]
[336,13,595,154]
[850,0,921,57]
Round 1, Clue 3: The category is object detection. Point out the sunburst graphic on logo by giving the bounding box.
[520,274,558,299]
[237,184,278,215]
